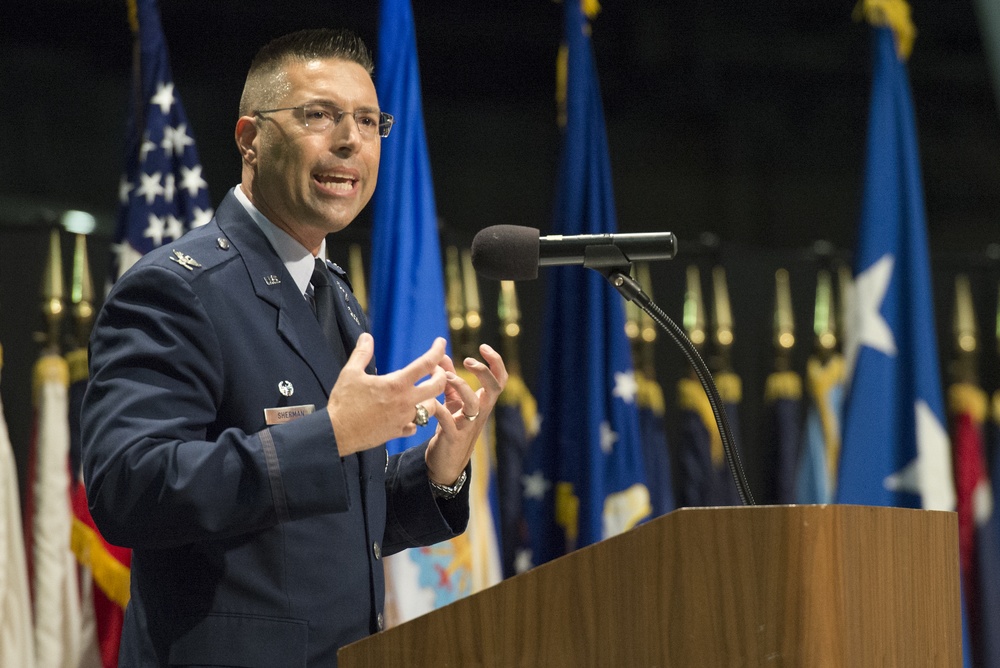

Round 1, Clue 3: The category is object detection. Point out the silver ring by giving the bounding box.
[463,411,480,422]
[413,404,430,427]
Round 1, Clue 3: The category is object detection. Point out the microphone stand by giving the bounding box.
[583,245,756,506]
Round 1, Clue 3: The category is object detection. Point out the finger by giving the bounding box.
[413,366,448,402]
[410,400,436,430]
[344,332,375,372]
[465,344,507,393]
[430,399,456,435]
[438,355,457,374]
[445,371,480,417]
[395,337,448,384]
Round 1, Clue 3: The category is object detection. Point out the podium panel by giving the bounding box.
[340,505,961,667]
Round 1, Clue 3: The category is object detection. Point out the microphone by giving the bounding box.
[470,224,677,281]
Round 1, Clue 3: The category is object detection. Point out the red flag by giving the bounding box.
[949,382,993,665]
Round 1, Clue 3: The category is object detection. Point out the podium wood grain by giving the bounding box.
[339,505,961,667]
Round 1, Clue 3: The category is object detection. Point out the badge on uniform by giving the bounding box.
[264,404,315,425]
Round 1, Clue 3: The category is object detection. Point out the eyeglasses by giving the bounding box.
[255,102,395,139]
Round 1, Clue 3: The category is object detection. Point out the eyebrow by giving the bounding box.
[309,99,381,114]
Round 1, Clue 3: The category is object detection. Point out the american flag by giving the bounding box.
[113,0,212,278]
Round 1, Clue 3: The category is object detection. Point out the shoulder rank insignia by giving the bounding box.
[169,250,202,271]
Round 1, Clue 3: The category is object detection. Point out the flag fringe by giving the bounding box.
[764,371,802,402]
[949,383,988,424]
[636,371,666,416]
[70,518,131,609]
[33,354,70,405]
[807,355,845,481]
[854,0,916,61]
[677,377,723,466]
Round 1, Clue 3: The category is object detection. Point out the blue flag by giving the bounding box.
[370,0,450,456]
[763,371,802,504]
[373,0,501,626]
[494,375,537,577]
[113,0,213,279]
[522,1,650,568]
[795,356,844,504]
[835,25,955,513]
[636,372,675,517]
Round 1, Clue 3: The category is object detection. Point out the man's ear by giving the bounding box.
[235,116,258,165]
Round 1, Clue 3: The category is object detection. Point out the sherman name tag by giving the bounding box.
[264,404,315,425]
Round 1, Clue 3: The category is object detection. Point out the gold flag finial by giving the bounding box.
[711,266,734,350]
[634,263,657,378]
[854,0,916,61]
[954,274,977,354]
[445,246,465,341]
[711,266,735,373]
[636,263,657,345]
[460,249,482,331]
[41,228,65,352]
[951,274,977,383]
[498,280,523,377]
[348,244,368,312]
[683,265,706,349]
[460,250,482,358]
[773,268,795,369]
[71,234,95,347]
[813,269,838,359]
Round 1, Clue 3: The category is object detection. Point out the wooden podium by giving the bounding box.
[339,505,961,666]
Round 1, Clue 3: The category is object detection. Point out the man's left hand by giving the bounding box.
[424,344,507,486]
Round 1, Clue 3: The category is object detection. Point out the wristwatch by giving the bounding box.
[429,469,468,500]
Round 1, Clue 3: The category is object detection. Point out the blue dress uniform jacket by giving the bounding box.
[82,190,469,667]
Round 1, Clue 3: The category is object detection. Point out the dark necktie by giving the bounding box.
[311,257,348,367]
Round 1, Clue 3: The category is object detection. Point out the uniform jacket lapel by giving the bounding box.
[213,192,342,393]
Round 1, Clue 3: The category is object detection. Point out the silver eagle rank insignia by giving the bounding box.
[169,250,203,271]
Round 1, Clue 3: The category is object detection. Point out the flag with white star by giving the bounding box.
[521,0,650,568]
[113,0,212,279]
[835,23,955,512]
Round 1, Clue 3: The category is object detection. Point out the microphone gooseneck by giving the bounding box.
[470,223,755,506]
[606,269,755,506]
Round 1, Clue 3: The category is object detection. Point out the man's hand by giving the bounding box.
[424,344,508,486]
[327,334,448,455]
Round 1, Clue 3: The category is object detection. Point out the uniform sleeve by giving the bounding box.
[381,444,470,556]
[82,264,347,549]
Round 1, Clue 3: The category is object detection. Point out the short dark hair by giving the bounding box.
[239,28,374,116]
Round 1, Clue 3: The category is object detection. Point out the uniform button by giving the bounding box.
[376,612,384,630]
[217,237,230,250]
[373,541,381,560]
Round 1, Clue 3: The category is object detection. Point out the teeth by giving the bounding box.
[316,175,354,191]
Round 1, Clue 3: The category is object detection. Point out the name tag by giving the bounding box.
[264,404,315,425]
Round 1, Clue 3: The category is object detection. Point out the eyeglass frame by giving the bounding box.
[254,102,395,139]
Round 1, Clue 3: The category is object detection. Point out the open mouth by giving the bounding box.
[314,173,357,193]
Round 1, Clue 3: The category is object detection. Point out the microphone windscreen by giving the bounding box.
[471,225,540,280]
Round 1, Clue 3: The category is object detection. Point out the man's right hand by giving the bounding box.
[327,333,448,456]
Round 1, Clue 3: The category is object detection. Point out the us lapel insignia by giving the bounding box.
[264,275,281,285]
[169,250,202,271]
[278,380,294,396]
